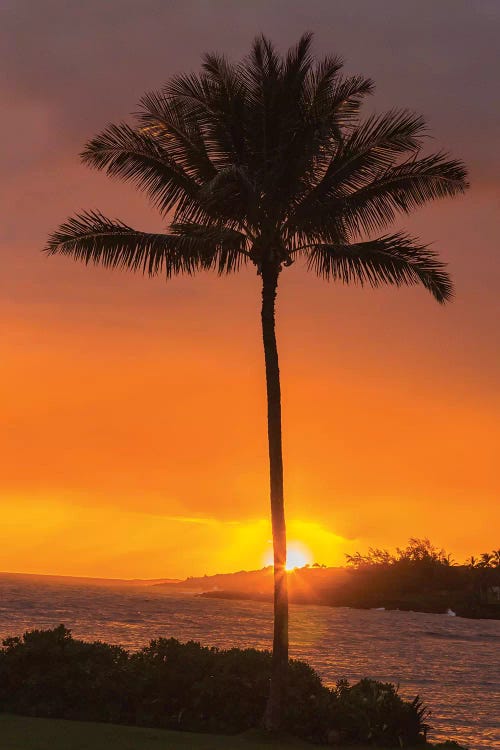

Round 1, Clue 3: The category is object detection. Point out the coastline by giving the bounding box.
[198,589,500,620]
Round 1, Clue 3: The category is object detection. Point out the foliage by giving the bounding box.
[341,539,500,617]
[466,549,500,569]
[343,539,463,602]
[346,538,454,570]
[0,626,130,722]
[332,678,429,747]
[46,34,467,303]
[0,626,429,746]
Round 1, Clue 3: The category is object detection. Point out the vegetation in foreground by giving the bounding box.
[0,626,432,747]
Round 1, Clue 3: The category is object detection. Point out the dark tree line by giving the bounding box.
[343,538,500,615]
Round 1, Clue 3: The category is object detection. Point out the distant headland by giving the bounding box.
[157,539,500,620]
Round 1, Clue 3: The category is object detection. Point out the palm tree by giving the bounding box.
[45,34,467,730]
[480,552,494,568]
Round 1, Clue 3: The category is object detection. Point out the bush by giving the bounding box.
[130,639,272,732]
[0,625,130,723]
[0,626,429,746]
[331,678,428,746]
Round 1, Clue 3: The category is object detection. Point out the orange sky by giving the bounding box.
[1,2,499,578]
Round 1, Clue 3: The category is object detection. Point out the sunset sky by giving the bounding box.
[1,1,499,579]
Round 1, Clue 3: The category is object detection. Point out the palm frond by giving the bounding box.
[137,90,217,182]
[306,233,453,303]
[191,165,257,227]
[288,110,428,228]
[81,123,200,215]
[164,70,217,120]
[200,52,249,167]
[277,72,374,211]
[245,34,282,88]
[171,221,249,273]
[295,151,468,238]
[339,153,468,236]
[45,211,193,275]
[283,32,314,88]
[237,35,284,175]
[325,73,375,132]
[166,62,248,172]
[322,109,426,189]
[45,211,248,276]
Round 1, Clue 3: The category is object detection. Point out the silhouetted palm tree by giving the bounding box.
[480,552,494,568]
[46,34,468,730]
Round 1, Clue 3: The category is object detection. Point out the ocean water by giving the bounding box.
[0,576,498,749]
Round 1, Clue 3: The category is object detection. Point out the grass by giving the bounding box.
[0,714,332,750]
[0,715,461,750]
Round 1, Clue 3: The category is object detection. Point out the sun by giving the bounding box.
[265,541,312,570]
[285,544,312,570]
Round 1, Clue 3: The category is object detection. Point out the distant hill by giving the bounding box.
[0,566,350,600]
[155,557,500,620]
[0,571,180,587]
[155,567,275,593]
[155,565,350,602]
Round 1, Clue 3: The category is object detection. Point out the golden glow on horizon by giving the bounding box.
[0,496,351,579]
[3,272,498,580]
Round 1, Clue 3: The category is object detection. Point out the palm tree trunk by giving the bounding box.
[261,262,288,732]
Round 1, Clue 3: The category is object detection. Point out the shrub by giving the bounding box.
[0,626,429,746]
[130,639,272,731]
[330,678,428,746]
[0,625,130,723]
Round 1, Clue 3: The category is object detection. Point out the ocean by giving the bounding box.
[0,575,498,749]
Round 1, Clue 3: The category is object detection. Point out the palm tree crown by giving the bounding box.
[47,33,467,298]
